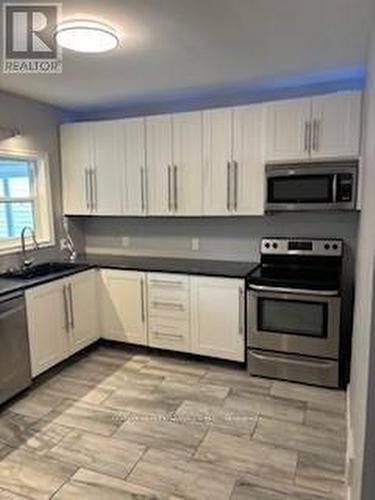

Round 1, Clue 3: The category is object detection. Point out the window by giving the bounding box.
[0,151,54,253]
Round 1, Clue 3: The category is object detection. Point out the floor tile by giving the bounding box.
[295,451,346,495]
[253,416,345,458]
[53,468,159,499]
[203,368,272,395]
[19,420,71,456]
[128,448,236,500]
[7,389,65,420]
[48,400,123,436]
[0,449,76,499]
[176,400,257,437]
[223,391,306,423]
[103,386,181,415]
[158,379,230,405]
[115,409,207,456]
[0,412,37,448]
[195,430,297,483]
[230,474,341,500]
[270,381,346,414]
[49,429,146,479]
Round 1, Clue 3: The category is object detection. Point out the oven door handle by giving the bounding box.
[248,284,339,297]
[250,351,336,368]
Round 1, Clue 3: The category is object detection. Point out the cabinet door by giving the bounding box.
[146,115,173,215]
[172,111,203,215]
[266,98,311,162]
[68,270,99,355]
[100,270,147,345]
[26,279,69,377]
[92,120,124,215]
[191,277,245,362]
[61,123,93,215]
[233,104,266,215]
[311,91,362,159]
[123,117,147,215]
[203,108,233,215]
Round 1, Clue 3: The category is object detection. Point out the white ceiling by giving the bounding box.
[0,0,374,111]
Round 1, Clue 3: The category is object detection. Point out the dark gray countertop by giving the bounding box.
[0,255,259,298]
[79,254,259,279]
[0,263,94,299]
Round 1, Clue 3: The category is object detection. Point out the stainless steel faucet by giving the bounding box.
[20,226,39,268]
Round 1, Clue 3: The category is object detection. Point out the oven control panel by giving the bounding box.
[261,238,343,256]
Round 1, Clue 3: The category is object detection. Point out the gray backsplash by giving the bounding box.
[82,211,358,263]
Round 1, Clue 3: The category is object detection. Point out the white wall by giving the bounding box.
[0,91,69,272]
[349,24,375,500]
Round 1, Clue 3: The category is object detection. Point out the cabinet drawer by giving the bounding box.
[148,318,190,353]
[148,293,189,320]
[148,273,189,292]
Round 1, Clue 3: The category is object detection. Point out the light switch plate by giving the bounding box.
[192,238,200,251]
[121,237,130,248]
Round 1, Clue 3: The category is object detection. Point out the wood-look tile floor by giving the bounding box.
[0,346,347,499]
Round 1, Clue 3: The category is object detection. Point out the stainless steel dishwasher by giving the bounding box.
[0,292,31,405]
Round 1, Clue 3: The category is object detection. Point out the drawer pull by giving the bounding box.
[152,331,184,340]
[150,279,185,286]
[152,301,184,311]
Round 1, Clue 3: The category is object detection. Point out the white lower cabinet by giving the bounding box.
[100,269,148,345]
[26,270,99,377]
[190,276,245,362]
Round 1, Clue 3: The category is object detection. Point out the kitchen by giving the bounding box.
[0,1,374,499]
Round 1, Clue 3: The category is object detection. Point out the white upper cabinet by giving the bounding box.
[172,111,203,215]
[61,123,93,215]
[203,107,233,215]
[146,114,173,216]
[92,120,124,215]
[233,104,267,215]
[122,117,147,215]
[266,91,362,162]
[310,91,362,159]
[266,98,312,162]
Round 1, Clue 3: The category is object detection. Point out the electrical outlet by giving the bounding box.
[121,236,130,248]
[192,238,200,251]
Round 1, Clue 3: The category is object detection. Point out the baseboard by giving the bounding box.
[346,386,355,500]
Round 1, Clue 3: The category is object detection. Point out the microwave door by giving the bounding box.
[266,174,335,211]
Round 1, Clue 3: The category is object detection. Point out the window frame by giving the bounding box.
[0,149,55,254]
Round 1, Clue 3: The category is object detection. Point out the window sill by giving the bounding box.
[0,239,55,256]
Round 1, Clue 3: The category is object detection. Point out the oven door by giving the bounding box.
[247,286,340,359]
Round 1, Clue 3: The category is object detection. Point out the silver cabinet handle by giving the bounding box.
[68,283,74,330]
[149,278,184,286]
[239,286,244,336]
[233,161,238,212]
[152,301,184,311]
[313,119,320,151]
[84,169,90,210]
[63,285,69,332]
[167,165,172,212]
[93,168,98,211]
[304,121,312,152]
[140,166,145,213]
[88,169,94,212]
[140,278,145,323]
[174,165,178,212]
[227,161,231,211]
[152,331,184,340]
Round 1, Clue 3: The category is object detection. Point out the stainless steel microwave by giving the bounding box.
[265,160,358,212]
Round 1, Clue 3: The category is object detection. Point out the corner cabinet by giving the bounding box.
[100,269,148,345]
[26,270,99,377]
[266,91,362,162]
[190,276,245,362]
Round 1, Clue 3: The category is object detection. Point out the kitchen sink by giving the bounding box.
[0,262,86,280]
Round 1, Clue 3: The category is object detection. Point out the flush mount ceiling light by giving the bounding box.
[55,20,119,53]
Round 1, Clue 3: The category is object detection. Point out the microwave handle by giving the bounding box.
[332,174,338,203]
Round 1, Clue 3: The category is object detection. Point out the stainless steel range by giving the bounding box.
[247,238,343,388]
